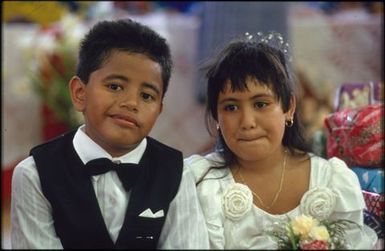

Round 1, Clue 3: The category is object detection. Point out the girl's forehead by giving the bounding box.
[222,77,274,95]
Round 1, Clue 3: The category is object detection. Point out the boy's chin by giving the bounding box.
[105,140,143,157]
[113,138,143,148]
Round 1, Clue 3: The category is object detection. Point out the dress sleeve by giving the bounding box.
[184,154,214,183]
[184,154,226,249]
[327,157,366,214]
[11,156,63,249]
[157,165,210,249]
[326,157,378,249]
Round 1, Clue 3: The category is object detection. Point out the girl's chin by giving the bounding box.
[236,148,269,160]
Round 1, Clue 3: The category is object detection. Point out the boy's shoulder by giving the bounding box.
[30,130,76,155]
[146,136,182,156]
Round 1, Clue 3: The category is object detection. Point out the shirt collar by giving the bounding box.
[73,125,147,165]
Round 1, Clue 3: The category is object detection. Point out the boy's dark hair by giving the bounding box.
[202,35,312,169]
[76,19,173,98]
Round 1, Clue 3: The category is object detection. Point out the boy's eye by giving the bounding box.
[255,102,267,109]
[141,92,155,101]
[108,83,123,91]
[224,104,238,111]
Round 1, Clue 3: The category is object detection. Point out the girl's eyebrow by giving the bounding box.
[218,97,238,105]
[249,93,274,99]
[219,93,273,105]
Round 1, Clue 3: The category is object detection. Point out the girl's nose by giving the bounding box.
[240,109,256,130]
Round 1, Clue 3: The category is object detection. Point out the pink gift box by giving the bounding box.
[362,190,384,219]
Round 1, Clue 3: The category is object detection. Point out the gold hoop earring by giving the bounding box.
[285,118,294,127]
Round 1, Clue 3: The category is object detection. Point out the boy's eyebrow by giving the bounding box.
[103,74,129,82]
[142,82,161,96]
[219,93,273,104]
[103,74,161,95]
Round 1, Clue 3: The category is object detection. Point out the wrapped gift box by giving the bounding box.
[364,209,384,238]
[351,167,384,193]
[362,190,384,219]
[324,104,384,167]
[334,82,383,111]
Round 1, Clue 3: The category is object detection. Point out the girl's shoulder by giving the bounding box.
[310,155,359,186]
[184,152,228,182]
[184,152,223,166]
[308,154,365,212]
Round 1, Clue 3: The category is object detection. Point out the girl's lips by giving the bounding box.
[239,138,258,142]
[238,135,263,141]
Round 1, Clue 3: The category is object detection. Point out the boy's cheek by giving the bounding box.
[71,99,86,112]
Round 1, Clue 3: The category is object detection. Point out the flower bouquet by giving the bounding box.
[20,13,87,130]
[267,214,359,250]
[267,186,360,250]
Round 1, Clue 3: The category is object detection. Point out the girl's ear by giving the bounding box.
[69,76,86,112]
[287,94,296,119]
[159,102,163,114]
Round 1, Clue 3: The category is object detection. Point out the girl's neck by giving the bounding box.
[235,147,287,175]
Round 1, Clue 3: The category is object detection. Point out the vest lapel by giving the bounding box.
[115,139,165,249]
[31,130,115,248]
[64,136,116,247]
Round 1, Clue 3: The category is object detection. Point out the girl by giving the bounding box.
[184,32,377,249]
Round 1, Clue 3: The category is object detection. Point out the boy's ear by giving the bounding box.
[69,76,86,112]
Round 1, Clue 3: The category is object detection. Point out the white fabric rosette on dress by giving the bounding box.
[222,183,253,221]
[300,187,337,221]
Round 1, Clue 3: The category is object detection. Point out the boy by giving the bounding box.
[11,19,209,249]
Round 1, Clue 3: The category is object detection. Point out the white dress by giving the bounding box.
[185,152,378,249]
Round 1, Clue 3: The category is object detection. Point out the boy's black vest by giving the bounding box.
[30,130,183,249]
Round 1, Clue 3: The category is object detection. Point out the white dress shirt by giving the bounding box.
[11,125,209,249]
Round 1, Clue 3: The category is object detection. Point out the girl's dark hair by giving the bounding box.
[202,34,311,172]
[76,19,172,98]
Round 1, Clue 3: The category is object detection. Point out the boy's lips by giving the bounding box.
[110,114,139,127]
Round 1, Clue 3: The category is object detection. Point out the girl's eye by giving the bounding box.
[108,83,123,91]
[224,104,238,111]
[255,102,267,109]
[141,92,155,101]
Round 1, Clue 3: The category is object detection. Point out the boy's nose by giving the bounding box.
[119,93,139,112]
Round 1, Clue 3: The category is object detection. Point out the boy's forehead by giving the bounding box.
[102,50,154,65]
[101,51,161,71]
[90,51,163,89]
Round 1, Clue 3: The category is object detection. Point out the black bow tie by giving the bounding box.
[84,158,141,191]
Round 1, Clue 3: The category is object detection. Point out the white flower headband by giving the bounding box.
[244,31,293,62]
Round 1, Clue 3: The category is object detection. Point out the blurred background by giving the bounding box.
[2,1,383,249]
